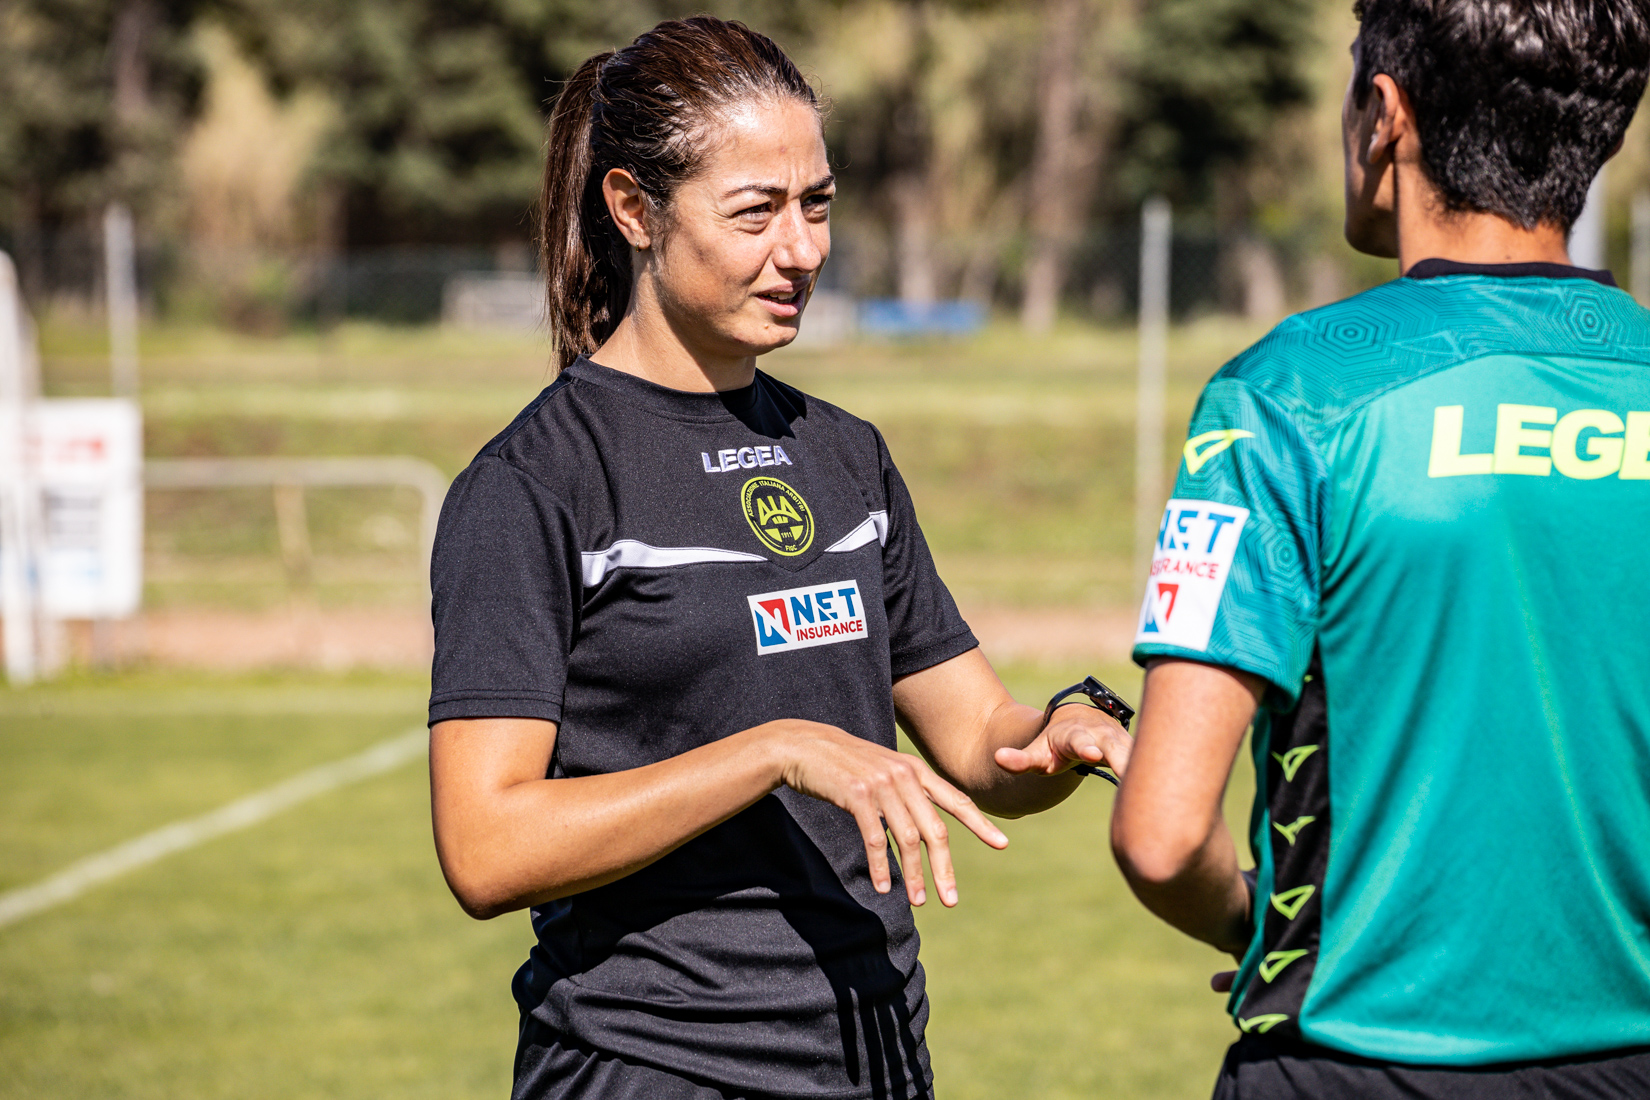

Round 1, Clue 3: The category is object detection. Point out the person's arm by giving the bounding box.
[892,647,1135,819]
[429,714,1008,920]
[1109,658,1263,956]
[872,425,1127,814]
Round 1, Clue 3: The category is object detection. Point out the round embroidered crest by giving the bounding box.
[740,477,814,557]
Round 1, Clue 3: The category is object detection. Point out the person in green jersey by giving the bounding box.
[1052,0,1650,1094]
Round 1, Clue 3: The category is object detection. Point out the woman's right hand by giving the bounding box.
[763,720,1009,909]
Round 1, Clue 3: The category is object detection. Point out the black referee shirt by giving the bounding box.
[429,356,979,1098]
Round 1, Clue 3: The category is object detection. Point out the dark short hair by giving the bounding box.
[1353,0,1650,230]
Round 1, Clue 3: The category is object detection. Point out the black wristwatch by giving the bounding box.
[1042,675,1135,786]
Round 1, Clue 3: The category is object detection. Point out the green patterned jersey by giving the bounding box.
[1132,266,1650,1064]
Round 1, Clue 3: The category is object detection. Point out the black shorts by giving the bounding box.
[512,1017,779,1100]
[1213,1034,1650,1099]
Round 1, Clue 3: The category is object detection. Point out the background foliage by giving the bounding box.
[0,0,1372,322]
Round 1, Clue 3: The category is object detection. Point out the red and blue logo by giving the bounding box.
[1140,581,1180,634]
[1134,499,1249,652]
[748,580,868,654]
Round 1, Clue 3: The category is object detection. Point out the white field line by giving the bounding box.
[0,728,427,930]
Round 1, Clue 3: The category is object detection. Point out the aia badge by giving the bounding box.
[748,580,868,654]
[1135,499,1250,651]
[741,476,814,557]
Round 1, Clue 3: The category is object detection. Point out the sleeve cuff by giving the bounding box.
[890,628,980,679]
[428,690,563,727]
[1131,642,1300,709]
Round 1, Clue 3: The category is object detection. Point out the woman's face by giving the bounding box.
[638,98,834,361]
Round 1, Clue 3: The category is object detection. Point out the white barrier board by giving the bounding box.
[33,399,143,618]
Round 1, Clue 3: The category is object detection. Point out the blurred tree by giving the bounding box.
[216,0,812,247]
[1115,0,1316,316]
[218,0,599,246]
[178,23,334,251]
[806,0,1049,304]
[0,0,1337,317]
[1020,0,1125,332]
[1120,0,1315,208]
[0,0,801,255]
[807,0,1148,316]
[0,0,201,288]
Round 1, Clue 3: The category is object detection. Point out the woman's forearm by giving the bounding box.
[431,718,787,918]
[431,714,1008,919]
[893,650,1091,819]
[961,698,1086,817]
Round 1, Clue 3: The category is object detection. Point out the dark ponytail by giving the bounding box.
[542,53,622,369]
[538,17,819,370]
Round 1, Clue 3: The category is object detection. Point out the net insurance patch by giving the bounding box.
[748,582,868,654]
[1137,501,1250,651]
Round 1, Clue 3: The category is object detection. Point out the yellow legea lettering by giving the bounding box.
[1551,409,1625,479]
[1429,404,1649,480]
[1624,412,1650,480]
[1493,404,1557,476]
[1427,406,1494,477]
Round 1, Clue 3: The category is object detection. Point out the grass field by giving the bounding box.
[7,317,1266,1096]
[0,663,1254,1100]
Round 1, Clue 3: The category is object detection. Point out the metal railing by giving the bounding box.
[143,457,448,585]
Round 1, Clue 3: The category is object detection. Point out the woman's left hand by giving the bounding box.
[993,705,1133,778]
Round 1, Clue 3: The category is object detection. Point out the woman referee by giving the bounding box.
[428,17,1129,1100]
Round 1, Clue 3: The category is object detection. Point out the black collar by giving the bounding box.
[1405,258,1617,287]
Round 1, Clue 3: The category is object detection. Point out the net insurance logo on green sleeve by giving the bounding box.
[1137,501,1250,650]
[1135,428,1255,651]
[1429,403,1650,479]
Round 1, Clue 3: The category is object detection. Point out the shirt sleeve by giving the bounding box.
[1131,379,1325,706]
[874,429,980,678]
[428,455,582,725]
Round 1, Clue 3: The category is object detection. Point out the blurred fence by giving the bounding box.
[1070,226,1224,318]
[142,478,433,611]
[0,231,524,327]
[0,224,1258,327]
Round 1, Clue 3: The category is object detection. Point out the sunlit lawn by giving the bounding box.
[5,316,1263,1096]
[0,665,1252,1100]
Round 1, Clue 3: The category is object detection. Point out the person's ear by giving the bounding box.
[1367,73,1420,165]
[1366,74,1403,163]
[603,168,652,251]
